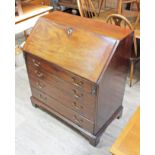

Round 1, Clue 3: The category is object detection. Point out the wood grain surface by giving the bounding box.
[111,106,140,155]
[24,11,133,145]
[24,11,133,83]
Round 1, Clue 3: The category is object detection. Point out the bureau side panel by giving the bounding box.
[94,34,133,134]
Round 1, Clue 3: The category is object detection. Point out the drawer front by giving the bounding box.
[27,66,96,103]
[29,76,95,121]
[31,87,94,133]
[27,54,96,94]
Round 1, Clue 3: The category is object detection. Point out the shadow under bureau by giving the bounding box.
[23,11,133,146]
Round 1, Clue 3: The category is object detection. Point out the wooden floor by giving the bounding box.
[15,32,140,155]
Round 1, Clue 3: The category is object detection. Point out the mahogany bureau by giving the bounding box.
[23,11,133,146]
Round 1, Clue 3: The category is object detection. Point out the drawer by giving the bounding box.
[26,54,96,94]
[27,66,96,103]
[29,76,95,121]
[31,87,94,133]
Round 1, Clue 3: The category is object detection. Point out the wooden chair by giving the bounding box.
[77,0,116,22]
[117,0,140,26]
[106,13,133,29]
[106,14,139,86]
[97,0,140,25]
[118,0,140,14]
[98,0,118,16]
[77,0,97,18]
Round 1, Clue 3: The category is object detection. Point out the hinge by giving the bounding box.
[92,85,97,95]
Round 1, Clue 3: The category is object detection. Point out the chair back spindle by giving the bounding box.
[106,14,133,30]
[77,0,97,18]
[106,14,137,56]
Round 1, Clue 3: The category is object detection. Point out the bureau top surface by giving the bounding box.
[24,11,132,83]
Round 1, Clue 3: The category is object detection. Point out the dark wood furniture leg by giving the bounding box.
[129,57,140,87]
[88,136,100,146]
[32,102,38,108]
[117,108,123,119]
[130,60,134,87]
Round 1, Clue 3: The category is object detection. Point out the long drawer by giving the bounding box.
[31,87,94,133]
[29,76,95,121]
[27,66,96,104]
[26,54,96,94]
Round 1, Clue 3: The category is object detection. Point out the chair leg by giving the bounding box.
[133,36,137,56]
[130,61,134,87]
[98,0,106,16]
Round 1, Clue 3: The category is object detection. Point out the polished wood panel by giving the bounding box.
[31,87,94,133]
[40,11,132,40]
[27,54,95,93]
[95,35,132,133]
[111,106,140,155]
[26,54,96,121]
[24,16,117,83]
[24,11,133,146]
[29,75,95,121]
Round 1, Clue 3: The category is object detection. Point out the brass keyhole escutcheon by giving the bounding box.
[66,27,73,36]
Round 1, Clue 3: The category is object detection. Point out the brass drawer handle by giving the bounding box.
[72,101,83,110]
[32,59,40,67]
[73,115,83,127]
[72,77,83,87]
[36,81,45,89]
[73,101,77,107]
[39,94,47,102]
[72,89,83,99]
[34,70,44,78]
